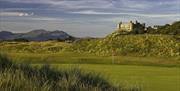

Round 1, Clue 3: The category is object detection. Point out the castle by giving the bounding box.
[117,21,145,33]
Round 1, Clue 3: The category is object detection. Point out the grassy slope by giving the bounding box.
[0,34,179,57]
[71,34,180,57]
[7,52,180,67]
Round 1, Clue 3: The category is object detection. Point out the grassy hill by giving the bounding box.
[0,34,179,91]
[0,34,179,57]
[70,34,180,57]
[0,41,71,53]
[146,21,180,35]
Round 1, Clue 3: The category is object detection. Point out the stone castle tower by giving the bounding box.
[117,21,145,33]
[117,21,133,32]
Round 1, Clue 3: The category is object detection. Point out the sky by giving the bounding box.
[0,0,180,37]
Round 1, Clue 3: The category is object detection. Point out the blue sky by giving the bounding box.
[0,0,180,37]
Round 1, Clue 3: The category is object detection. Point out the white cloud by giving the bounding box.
[0,12,34,16]
[25,17,64,21]
[71,10,180,18]
[1,15,64,21]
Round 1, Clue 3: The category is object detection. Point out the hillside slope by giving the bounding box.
[70,33,180,57]
[0,34,179,57]
[147,21,180,35]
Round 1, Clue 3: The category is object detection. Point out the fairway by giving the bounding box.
[56,64,180,91]
[4,53,180,91]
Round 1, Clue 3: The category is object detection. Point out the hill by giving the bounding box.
[0,29,74,41]
[1,34,179,57]
[70,33,180,57]
[146,21,180,35]
[0,31,14,39]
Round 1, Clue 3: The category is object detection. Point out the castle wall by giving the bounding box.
[117,21,145,33]
[117,22,133,32]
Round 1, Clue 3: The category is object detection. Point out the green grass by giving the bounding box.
[55,64,180,91]
[0,34,179,91]
[4,52,180,91]
[1,53,139,91]
[7,52,180,67]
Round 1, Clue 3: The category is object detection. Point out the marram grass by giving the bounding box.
[0,34,179,57]
[0,53,141,91]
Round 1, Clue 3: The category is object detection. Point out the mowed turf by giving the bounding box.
[6,53,180,91]
[56,64,180,91]
[8,52,180,67]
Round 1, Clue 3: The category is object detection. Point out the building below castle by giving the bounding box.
[117,21,145,33]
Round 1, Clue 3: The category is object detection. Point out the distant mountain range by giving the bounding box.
[0,29,74,41]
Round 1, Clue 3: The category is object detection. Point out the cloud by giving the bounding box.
[2,0,179,14]
[2,0,113,9]
[28,17,63,21]
[1,15,64,21]
[71,10,180,18]
[0,12,34,16]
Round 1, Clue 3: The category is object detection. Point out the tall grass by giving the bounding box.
[0,34,179,57]
[70,34,179,57]
[0,53,140,91]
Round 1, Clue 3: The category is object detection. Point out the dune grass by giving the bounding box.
[70,34,180,57]
[0,34,179,57]
[0,53,141,91]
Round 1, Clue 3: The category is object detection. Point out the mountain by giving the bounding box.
[0,31,14,40]
[0,29,74,41]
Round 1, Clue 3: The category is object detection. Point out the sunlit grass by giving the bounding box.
[1,53,141,91]
[55,64,180,91]
[0,34,179,57]
[7,52,180,67]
